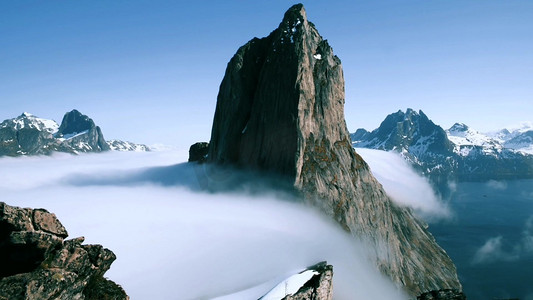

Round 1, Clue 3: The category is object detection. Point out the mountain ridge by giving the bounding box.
[0,110,149,157]
[351,109,533,184]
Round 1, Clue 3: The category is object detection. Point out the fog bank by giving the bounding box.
[0,151,406,299]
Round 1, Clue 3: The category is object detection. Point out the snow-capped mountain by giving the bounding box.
[446,123,504,157]
[351,109,457,185]
[352,109,533,184]
[0,110,149,157]
[107,140,150,152]
[487,122,533,155]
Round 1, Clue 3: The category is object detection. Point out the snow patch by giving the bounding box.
[261,270,318,300]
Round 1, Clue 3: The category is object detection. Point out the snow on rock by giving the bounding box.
[0,112,60,134]
[446,123,504,156]
[261,270,319,300]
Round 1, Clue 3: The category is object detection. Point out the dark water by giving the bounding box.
[429,179,533,300]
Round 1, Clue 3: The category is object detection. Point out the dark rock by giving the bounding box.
[56,110,110,152]
[189,142,209,163]
[57,109,96,136]
[417,289,466,300]
[208,4,461,296]
[0,202,128,300]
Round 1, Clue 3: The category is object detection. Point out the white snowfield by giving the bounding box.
[446,122,533,156]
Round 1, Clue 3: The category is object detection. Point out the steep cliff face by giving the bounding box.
[208,4,461,296]
[56,109,110,152]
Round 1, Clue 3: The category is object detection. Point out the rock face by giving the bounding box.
[55,109,110,152]
[0,202,128,300]
[208,4,461,296]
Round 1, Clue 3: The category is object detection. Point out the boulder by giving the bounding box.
[0,202,128,300]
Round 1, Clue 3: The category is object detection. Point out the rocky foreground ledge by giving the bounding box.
[0,202,128,300]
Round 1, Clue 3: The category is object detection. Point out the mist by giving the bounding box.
[472,216,533,265]
[0,151,407,299]
[354,148,452,221]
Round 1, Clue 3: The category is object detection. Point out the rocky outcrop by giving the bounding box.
[208,4,461,296]
[188,142,209,163]
[417,289,466,300]
[260,262,333,300]
[283,263,333,300]
[0,202,128,300]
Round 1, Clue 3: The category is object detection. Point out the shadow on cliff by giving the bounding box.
[65,162,298,198]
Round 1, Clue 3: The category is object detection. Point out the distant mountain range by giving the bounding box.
[0,110,149,157]
[351,109,533,184]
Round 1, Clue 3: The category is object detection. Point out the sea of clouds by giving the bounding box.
[0,148,451,299]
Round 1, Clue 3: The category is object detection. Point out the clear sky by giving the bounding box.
[1,1,532,148]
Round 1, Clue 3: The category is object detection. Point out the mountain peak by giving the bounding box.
[20,112,34,118]
[448,123,469,133]
[58,109,96,136]
[207,5,460,295]
[282,3,305,23]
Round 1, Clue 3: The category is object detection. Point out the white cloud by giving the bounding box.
[472,216,533,265]
[0,151,406,300]
[486,180,508,190]
[354,148,452,221]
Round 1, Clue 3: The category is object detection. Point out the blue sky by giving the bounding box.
[1,1,532,148]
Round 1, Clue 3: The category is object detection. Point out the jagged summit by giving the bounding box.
[58,109,96,136]
[208,6,460,296]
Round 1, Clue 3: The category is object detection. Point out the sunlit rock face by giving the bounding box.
[208,3,461,296]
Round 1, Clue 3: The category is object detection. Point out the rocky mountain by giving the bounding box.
[0,110,149,157]
[206,4,460,296]
[0,202,128,299]
[351,109,457,185]
[352,109,533,183]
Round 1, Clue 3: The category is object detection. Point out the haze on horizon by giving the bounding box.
[1,1,532,148]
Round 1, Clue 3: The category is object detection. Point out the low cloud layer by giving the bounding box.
[472,216,533,265]
[0,151,406,300]
[355,148,452,221]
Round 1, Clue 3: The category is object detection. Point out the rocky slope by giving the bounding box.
[207,4,460,296]
[0,202,128,299]
[0,110,148,156]
[351,109,533,183]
